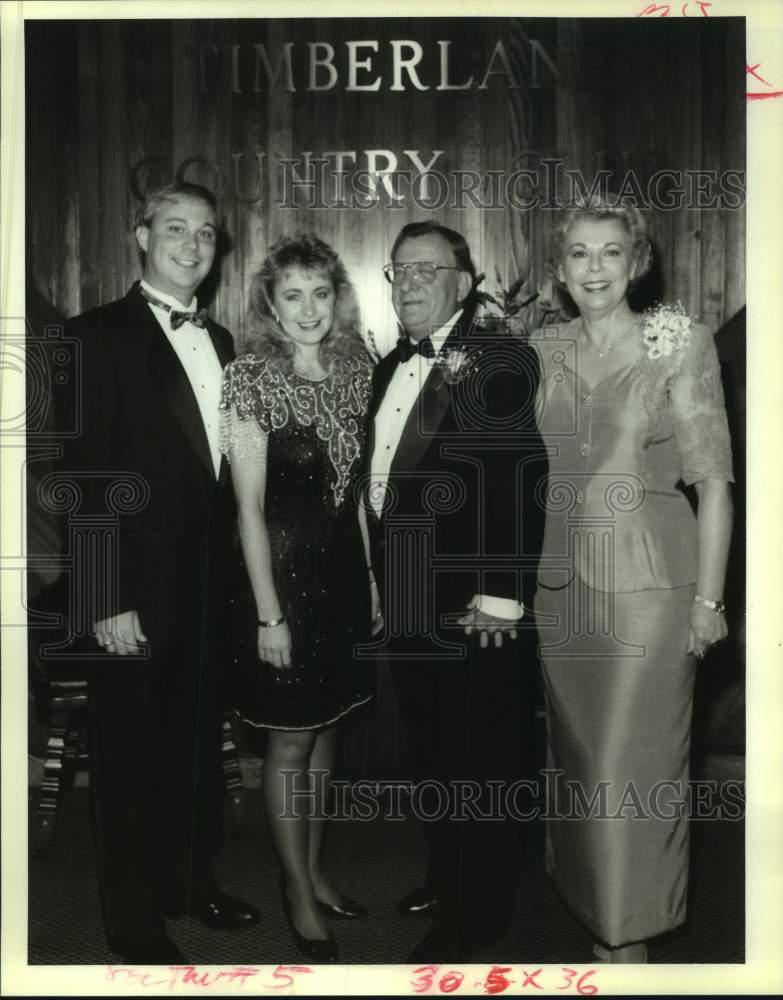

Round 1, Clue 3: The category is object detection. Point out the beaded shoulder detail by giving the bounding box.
[219,353,373,507]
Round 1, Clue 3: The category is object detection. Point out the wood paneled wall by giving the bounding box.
[26,16,745,349]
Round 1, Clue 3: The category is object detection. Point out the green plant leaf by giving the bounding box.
[506,275,528,301]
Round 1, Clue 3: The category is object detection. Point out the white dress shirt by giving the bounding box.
[371,310,522,620]
[141,280,224,478]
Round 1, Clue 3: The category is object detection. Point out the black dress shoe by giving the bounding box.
[282,897,339,963]
[186,892,261,929]
[115,939,188,965]
[396,886,438,917]
[316,895,368,920]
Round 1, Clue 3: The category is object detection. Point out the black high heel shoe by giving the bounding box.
[281,895,339,963]
[316,896,368,920]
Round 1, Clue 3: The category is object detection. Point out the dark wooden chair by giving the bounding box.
[32,674,89,854]
[30,663,249,854]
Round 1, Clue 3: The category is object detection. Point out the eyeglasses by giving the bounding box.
[382,261,462,285]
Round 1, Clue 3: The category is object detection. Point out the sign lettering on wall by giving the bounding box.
[194,37,559,94]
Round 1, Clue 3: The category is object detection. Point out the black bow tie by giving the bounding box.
[141,288,209,330]
[396,335,436,362]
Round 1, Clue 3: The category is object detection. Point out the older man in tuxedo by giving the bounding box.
[58,182,258,963]
[366,221,546,962]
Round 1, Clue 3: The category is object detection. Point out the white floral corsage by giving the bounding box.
[642,302,692,360]
[433,347,476,386]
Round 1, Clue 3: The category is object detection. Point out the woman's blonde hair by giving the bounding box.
[545,195,653,288]
[240,233,366,368]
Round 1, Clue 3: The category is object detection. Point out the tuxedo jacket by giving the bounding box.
[59,282,236,659]
[366,306,546,633]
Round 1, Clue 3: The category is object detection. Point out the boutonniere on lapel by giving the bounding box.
[430,337,491,393]
[433,346,472,386]
[642,302,692,360]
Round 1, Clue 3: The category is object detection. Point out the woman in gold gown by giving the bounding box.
[531,197,734,963]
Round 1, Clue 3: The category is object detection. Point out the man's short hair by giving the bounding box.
[133,181,222,233]
[390,221,477,288]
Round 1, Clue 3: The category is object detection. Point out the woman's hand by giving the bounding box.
[686,601,728,660]
[370,576,384,636]
[258,621,292,670]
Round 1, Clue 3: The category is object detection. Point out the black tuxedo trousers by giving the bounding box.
[366,320,546,953]
[389,631,537,948]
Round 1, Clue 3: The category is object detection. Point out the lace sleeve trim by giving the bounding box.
[640,318,734,485]
[668,322,734,484]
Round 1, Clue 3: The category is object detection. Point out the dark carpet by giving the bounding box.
[28,783,744,966]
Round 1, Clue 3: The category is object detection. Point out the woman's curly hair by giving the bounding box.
[240,233,366,369]
[545,195,653,288]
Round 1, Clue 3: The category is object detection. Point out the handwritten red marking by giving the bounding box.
[474,965,515,995]
[520,968,545,990]
[638,2,782,101]
[105,965,262,990]
[265,965,314,989]
[746,62,783,100]
[411,965,440,993]
[176,966,260,988]
[105,967,170,989]
[438,970,465,993]
[556,968,579,991]
[638,2,670,14]
[747,63,772,87]
[638,1,711,14]
[575,969,600,995]
[181,967,212,986]
[222,968,262,985]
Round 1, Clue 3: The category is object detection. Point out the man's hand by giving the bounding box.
[92,610,148,656]
[457,598,519,649]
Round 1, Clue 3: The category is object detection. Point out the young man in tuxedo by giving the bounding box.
[366,221,546,962]
[59,182,259,963]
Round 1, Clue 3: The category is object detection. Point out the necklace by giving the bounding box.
[293,367,328,382]
[582,317,640,358]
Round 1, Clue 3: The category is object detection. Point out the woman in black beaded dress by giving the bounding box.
[218,234,379,961]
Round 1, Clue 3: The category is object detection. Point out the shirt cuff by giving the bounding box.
[475,594,524,620]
